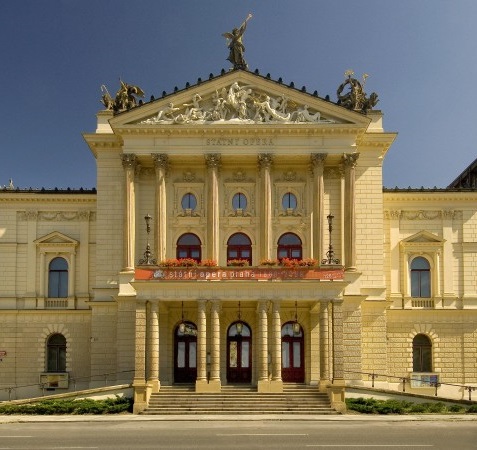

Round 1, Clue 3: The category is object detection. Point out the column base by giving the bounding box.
[269,379,283,393]
[195,378,221,393]
[327,379,346,413]
[132,379,148,414]
[257,379,270,393]
[319,378,331,393]
[147,378,161,394]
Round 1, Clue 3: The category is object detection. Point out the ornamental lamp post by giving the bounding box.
[138,213,157,265]
[322,213,340,265]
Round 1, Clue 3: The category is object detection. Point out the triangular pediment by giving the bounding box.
[109,70,371,129]
[401,230,444,244]
[35,231,78,246]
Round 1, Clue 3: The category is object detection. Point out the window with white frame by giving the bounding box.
[410,256,431,298]
[399,231,444,301]
[48,257,69,298]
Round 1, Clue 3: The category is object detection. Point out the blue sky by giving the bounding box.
[2,1,476,189]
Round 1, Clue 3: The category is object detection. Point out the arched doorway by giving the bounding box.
[281,321,305,383]
[174,321,197,383]
[227,321,252,383]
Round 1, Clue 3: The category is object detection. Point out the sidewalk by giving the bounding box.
[1,413,476,423]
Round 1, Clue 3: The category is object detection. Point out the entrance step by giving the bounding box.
[141,384,339,415]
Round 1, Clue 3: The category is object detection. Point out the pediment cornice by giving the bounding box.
[109,71,371,131]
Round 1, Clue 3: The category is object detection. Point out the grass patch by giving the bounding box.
[346,397,473,415]
[0,396,133,415]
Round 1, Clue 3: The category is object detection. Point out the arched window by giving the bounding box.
[413,334,432,372]
[176,233,201,262]
[282,192,297,210]
[227,233,252,265]
[181,193,197,211]
[232,192,248,212]
[47,333,67,372]
[277,233,302,260]
[48,257,68,298]
[411,257,431,297]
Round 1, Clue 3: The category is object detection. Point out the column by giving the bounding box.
[132,300,147,413]
[195,300,208,391]
[67,252,76,309]
[388,210,402,308]
[152,154,168,263]
[342,153,359,271]
[146,301,160,393]
[258,154,273,260]
[121,154,137,271]
[209,300,222,391]
[257,300,270,392]
[328,299,346,413]
[270,300,283,392]
[442,210,456,307]
[311,153,327,260]
[319,301,330,391]
[205,154,220,261]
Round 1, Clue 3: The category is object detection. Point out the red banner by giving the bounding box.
[135,267,344,281]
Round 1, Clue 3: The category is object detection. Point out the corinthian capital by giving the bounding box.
[152,153,169,171]
[342,152,359,168]
[258,153,273,169]
[311,153,327,167]
[121,153,137,170]
[205,153,221,168]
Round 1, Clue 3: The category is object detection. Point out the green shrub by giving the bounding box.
[0,396,133,415]
[346,397,469,415]
[467,404,477,413]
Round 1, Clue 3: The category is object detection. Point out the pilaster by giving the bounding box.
[258,154,273,260]
[121,154,137,271]
[311,153,327,260]
[342,153,359,271]
[205,154,221,261]
[152,154,168,263]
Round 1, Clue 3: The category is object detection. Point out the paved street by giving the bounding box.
[0,417,476,449]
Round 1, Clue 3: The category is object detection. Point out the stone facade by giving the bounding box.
[0,70,476,411]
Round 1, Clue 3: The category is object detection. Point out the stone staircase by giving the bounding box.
[141,383,339,415]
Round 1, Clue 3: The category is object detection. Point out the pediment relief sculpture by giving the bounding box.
[139,82,336,125]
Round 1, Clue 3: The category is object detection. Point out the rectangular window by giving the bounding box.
[229,342,237,368]
[177,342,185,368]
[282,342,290,368]
[241,342,249,368]
[189,342,196,368]
[293,342,301,368]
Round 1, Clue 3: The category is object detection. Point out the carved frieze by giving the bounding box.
[139,82,337,125]
[18,211,95,221]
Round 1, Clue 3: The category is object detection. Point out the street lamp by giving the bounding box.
[322,213,340,265]
[138,213,157,265]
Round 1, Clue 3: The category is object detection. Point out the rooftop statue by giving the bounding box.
[222,13,253,70]
[336,70,379,113]
[101,80,145,113]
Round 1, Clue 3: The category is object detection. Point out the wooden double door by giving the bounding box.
[226,322,252,383]
[281,322,305,383]
[174,322,197,383]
